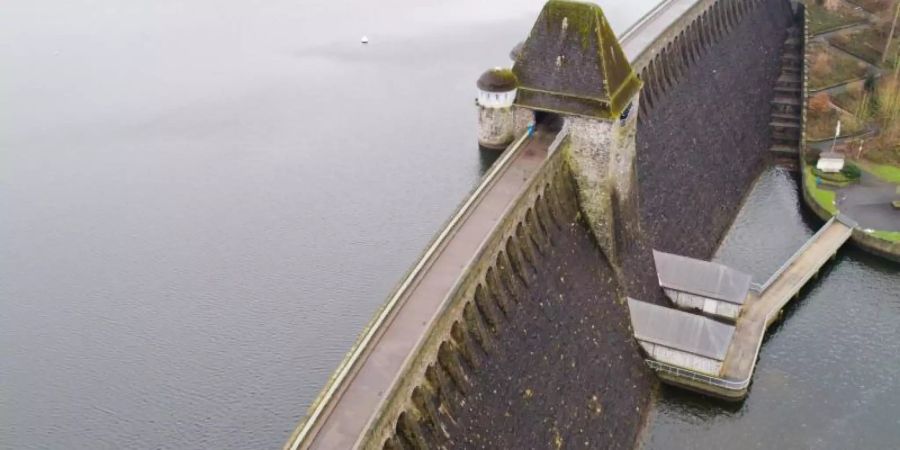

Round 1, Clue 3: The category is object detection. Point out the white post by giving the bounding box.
[830,120,841,152]
[883,0,899,64]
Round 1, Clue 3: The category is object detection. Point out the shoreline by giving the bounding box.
[799,172,900,262]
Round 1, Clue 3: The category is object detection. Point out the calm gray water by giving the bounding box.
[642,167,900,449]
[0,1,659,448]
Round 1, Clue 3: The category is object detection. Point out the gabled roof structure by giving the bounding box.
[653,250,752,305]
[627,298,735,361]
[512,0,641,119]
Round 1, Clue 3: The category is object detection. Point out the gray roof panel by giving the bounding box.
[627,298,735,361]
[653,250,752,305]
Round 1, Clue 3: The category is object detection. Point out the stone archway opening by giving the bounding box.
[534,110,564,133]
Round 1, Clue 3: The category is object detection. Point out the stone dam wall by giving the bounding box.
[376,147,659,450]
[356,0,796,448]
[636,0,793,260]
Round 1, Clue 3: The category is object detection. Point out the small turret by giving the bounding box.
[476,67,519,150]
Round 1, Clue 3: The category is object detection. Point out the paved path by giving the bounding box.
[721,219,853,380]
[292,131,554,450]
[837,175,900,231]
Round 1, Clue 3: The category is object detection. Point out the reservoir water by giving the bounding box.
[641,167,900,449]
[1,1,660,448]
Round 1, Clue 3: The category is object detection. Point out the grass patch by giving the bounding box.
[829,27,900,69]
[856,160,900,182]
[869,163,900,182]
[809,44,870,90]
[870,230,900,242]
[805,1,868,35]
[813,164,861,185]
[804,166,839,214]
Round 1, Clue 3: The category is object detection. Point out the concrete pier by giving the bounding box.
[720,217,854,382]
[642,216,855,399]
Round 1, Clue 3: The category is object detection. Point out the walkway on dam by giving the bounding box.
[720,217,854,381]
[293,130,554,450]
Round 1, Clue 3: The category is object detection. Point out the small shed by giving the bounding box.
[816,151,845,173]
[652,250,752,320]
[627,298,735,376]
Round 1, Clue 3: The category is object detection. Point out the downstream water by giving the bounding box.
[642,167,900,449]
[1,1,660,448]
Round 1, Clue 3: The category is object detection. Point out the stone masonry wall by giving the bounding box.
[636,0,793,259]
[566,93,642,267]
[381,156,656,450]
[513,106,535,137]
[477,106,516,149]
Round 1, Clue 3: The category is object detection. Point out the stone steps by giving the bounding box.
[775,85,802,95]
[773,137,800,146]
[769,30,803,160]
[771,111,801,122]
[772,95,801,106]
[774,156,800,171]
[770,120,801,129]
[770,144,800,155]
[776,77,802,89]
[773,134,800,145]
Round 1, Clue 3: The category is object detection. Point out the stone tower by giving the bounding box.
[476,67,519,149]
[511,0,643,263]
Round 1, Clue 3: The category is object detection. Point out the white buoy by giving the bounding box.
[361,36,369,44]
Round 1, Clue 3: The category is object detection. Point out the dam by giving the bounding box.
[2,0,896,447]
[283,0,866,448]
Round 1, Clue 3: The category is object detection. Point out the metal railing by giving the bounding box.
[547,123,569,154]
[645,315,770,394]
[619,0,679,43]
[757,216,837,292]
[645,360,748,391]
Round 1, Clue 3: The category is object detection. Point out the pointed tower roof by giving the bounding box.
[512,0,641,119]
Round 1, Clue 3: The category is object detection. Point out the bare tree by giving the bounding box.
[884,0,900,63]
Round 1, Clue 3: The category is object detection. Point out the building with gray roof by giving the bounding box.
[627,298,735,376]
[653,250,753,320]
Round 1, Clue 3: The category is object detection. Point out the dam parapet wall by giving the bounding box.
[369,133,578,448]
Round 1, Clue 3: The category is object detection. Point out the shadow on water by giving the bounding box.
[654,384,745,417]
[478,146,503,175]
